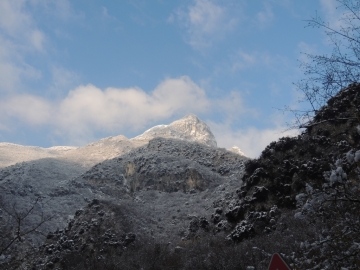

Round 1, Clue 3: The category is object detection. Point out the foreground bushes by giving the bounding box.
[28,210,310,270]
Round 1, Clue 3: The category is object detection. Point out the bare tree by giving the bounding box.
[290,0,360,129]
[0,195,53,261]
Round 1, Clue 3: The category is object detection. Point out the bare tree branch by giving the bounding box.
[0,195,54,257]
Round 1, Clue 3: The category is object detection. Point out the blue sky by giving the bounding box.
[0,0,343,157]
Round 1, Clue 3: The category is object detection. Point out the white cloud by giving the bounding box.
[209,121,299,158]
[0,0,46,52]
[171,0,239,48]
[319,0,349,31]
[297,41,318,63]
[0,34,42,92]
[31,0,80,21]
[231,50,257,71]
[167,13,175,23]
[231,49,287,72]
[0,94,52,126]
[50,66,80,96]
[215,91,259,120]
[101,6,118,22]
[49,0,77,21]
[0,0,46,92]
[0,0,84,131]
[0,0,81,93]
[30,29,45,51]
[256,3,274,28]
[188,0,224,34]
[0,0,31,36]
[0,77,211,144]
[56,77,209,135]
[0,60,23,91]
[319,0,339,20]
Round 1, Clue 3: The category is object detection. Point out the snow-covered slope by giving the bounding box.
[0,143,64,168]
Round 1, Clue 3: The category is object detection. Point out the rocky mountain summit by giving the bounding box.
[132,114,217,148]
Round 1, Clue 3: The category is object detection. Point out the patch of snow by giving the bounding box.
[335,159,342,167]
[346,150,354,163]
[134,125,169,138]
[0,142,22,147]
[306,183,313,194]
[47,146,78,151]
[355,150,360,162]
[302,201,313,212]
[296,193,306,202]
[329,166,347,185]
[228,146,247,157]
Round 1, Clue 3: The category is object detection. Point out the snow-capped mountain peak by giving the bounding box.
[132,114,217,147]
[0,114,219,168]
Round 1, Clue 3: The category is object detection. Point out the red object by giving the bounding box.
[267,253,291,270]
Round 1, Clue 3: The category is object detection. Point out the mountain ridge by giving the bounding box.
[0,114,245,168]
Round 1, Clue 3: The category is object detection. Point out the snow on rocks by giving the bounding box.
[346,150,355,163]
[355,150,360,162]
[329,166,347,185]
[227,220,254,241]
